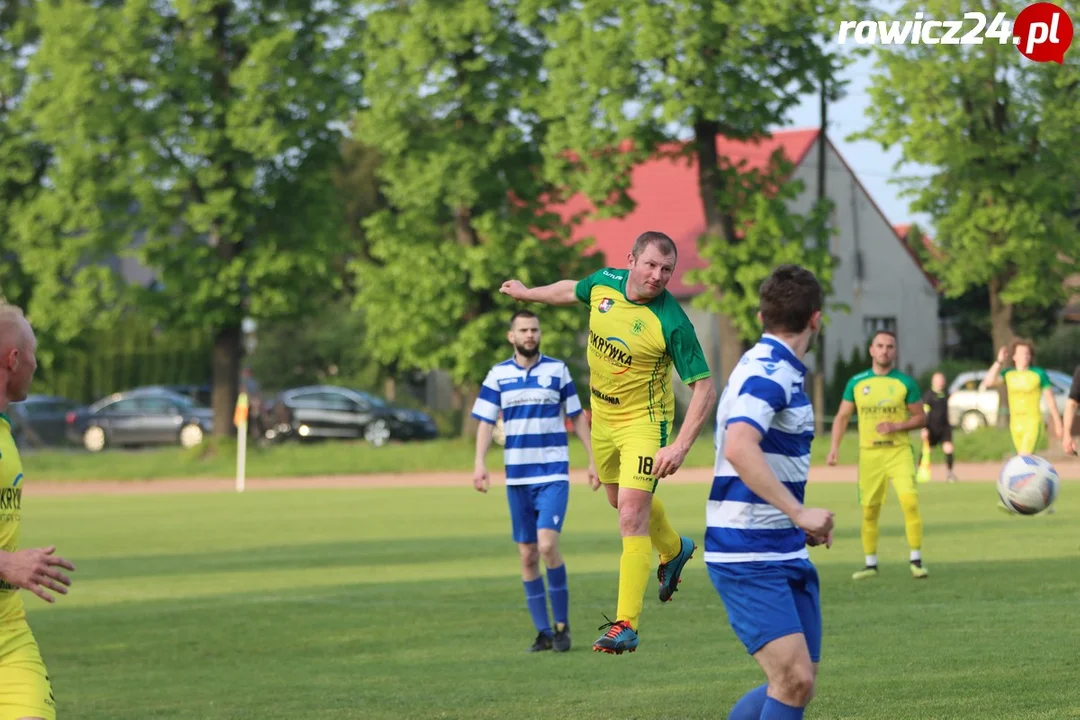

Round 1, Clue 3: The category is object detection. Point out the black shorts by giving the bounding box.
[927,424,952,446]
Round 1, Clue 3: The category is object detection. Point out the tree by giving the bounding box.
[853,0,1080,354]
[529,0,858,383]
[20,0,364,435]
[352,0,601,437]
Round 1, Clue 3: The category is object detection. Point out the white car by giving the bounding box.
[946,368,1072,433]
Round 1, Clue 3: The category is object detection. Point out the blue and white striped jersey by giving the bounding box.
[706,334,814,564]
[471,356,583,486]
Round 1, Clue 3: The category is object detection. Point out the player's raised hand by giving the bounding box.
[586,462,601,491]
[473,466,490,493]
[794,507,834,537]
[996,345,1008,364]
[653,444,688,479]
[499,280,530,301]
[0,546,75,604]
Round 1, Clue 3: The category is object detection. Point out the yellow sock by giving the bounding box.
[861,504,882,556]
[616,535,651,629]
[919,440,931,470]
[648,497,681,564]
[899,494,923,551]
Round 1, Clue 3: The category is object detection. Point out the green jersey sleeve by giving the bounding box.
[1035,367,1051,388]
[668,323,711,384]
[842,375,859,402]
[574,272,597,305]
[901,373,921,403]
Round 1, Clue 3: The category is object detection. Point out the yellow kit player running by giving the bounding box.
[979,341,1062,455]
[828,330,929,581]
[500,231,716,655]
[0,304,76,720]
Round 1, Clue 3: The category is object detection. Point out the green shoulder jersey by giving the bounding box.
[574,268,711,427]
[843,368,921,449]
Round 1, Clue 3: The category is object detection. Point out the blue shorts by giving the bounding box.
[708,558,821,662]
[506,480,570,544]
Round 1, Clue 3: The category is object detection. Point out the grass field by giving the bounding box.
[22,426,1030,481]
[24,476,1080,719]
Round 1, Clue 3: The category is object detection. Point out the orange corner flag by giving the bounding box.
[234,392,249,427]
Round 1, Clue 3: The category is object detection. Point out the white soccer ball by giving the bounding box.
[997,454,1059,515]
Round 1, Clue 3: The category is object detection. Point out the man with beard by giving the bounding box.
[827,330,929,581]
[499,231,715,655]
[472,309,599,653]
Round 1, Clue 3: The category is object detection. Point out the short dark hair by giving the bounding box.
[870,329,897,344]
[758,264,823,334]
[631,231,678,261]
[509,309,538,329]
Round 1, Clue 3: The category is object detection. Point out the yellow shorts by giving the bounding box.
[1009,420,1045,456]
[0,622,55,720]
[591,419,670,493]
[857,445,917,507]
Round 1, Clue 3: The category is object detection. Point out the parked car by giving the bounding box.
[66,387,214,452]
[947,369,1071,433]
[257,385,437,447]
[8,395,82,448]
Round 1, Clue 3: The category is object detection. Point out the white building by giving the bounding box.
[554,128,941,402]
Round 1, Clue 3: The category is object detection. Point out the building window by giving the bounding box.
[863,316,897,340]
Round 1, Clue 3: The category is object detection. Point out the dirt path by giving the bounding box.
[25,458,1080,496]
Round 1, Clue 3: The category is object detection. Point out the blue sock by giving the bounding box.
[546,564,569,626]
[760,696,805,719]
[727,684,768,720]
[523,577,551,635]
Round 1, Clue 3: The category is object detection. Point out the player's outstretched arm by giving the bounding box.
[980,346,1008,390]
[0,546,75,603]
[724,423,833,543]
[654,378,716,478]
[499,279,578,306]
[826,400,855,466]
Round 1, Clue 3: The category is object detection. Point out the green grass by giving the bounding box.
[24,426,1027,481]
[25,478,1080,718]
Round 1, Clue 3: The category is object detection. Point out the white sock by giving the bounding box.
[910,550,921,562]
[865,554,877,567]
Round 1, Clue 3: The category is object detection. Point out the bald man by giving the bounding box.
[0,304,75,720]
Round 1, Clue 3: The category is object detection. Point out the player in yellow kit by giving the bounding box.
[979,340,1062,455]
[500,231,716,655]
[827,330,928,581]
[0,304,76,720]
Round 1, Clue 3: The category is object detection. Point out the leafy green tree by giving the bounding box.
[853,0,1080,354]
[529,0,857,382]
[19,0,364,435]
[352,0,601,436]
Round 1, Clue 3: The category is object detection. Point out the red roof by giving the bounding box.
[550,128,936,296]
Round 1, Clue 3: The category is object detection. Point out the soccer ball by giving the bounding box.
[997,454,1059,515]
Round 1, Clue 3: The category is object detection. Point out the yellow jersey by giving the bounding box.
[574,268,711,429]
[0,414,25,624]
[843,368,921,449]
[1001,367,1050,423]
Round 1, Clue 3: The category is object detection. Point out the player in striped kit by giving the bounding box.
[708,266,835,720]
[472,310,599,653]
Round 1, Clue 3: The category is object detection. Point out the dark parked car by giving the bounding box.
[8,395,82,448]
[257,385,437,447]
[66,388,214,452]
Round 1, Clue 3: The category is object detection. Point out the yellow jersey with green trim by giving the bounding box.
[1001,367,1050,423]
[574,268,711,427]
[843,368,921,449]
[0,414,25,623]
